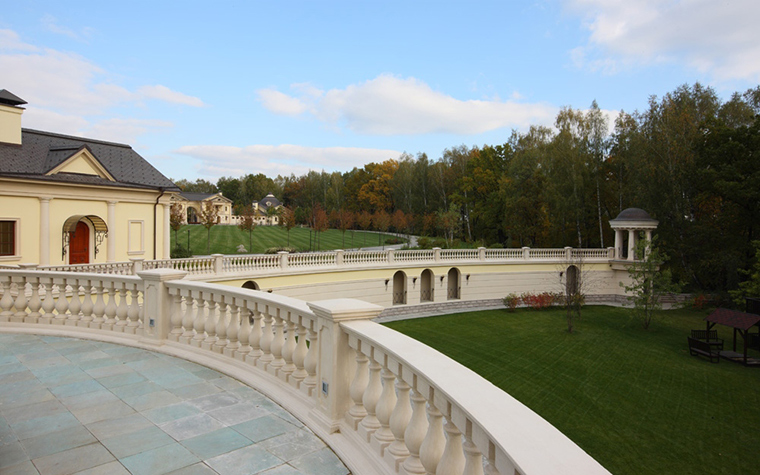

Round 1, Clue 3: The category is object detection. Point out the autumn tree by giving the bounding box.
[199,201,219,254]
[237,205,256,251]
[170,204,184,243]
[372,210,391,249]
[338,209,355,248]
[312,204,329,251]
[278,206,296,247]
[357,210,372,246]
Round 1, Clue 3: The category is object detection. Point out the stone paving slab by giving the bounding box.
[0,334,348,475]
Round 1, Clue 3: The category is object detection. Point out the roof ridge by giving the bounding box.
[22,128,132,149]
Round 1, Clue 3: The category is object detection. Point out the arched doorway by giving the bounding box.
[242,280,260,291]
[187,207,199,224]
[69,221,90,264]
[447,268,460,300]
[393,271,407,305]
[420,269,434,302]
[566,265,579,296]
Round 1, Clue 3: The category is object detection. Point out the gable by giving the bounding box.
[45,147,116,181]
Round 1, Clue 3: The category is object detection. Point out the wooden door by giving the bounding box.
[69,221,89,264]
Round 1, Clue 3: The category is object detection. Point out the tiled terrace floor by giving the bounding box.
[0,333,349,475]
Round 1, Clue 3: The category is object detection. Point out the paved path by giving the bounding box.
[0,333,348,475]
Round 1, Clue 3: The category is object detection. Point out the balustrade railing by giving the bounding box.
[27,246,616,278]
[0,268,609,475]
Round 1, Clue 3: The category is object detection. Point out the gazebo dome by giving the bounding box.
[612,208,656,222]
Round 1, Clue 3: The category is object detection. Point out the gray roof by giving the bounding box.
[0,129,179,191]
[0,89,27,107]
[258,193,282,210]
[179,192,219,202]
[613,208,655,222]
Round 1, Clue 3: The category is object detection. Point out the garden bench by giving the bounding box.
[690,329,724,350]
[688,337,720,363]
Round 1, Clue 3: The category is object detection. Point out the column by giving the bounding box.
[627,229,636,261]
[614,230,622,260]
[39,197,51,265]
[645,230,653,258]
[107,201,117,262]
[162,203,171,259]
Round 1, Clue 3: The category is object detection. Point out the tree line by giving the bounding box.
[173,83,760,293]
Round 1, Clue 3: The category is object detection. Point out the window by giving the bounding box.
[0,220,16,256]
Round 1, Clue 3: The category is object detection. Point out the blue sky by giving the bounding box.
[2,0,759,181]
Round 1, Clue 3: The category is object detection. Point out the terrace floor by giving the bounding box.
[0,333,348,475]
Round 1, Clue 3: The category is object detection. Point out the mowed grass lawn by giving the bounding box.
[385,306,760,475]
[170,224,397,255]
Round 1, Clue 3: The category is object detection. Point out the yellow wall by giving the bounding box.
[0,196,40,264]
[0,104,23,145]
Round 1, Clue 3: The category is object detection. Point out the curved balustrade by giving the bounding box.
[527,248,566,260]
[144,257,215,274]
[287,251,336,268]
[394,250,433,262]
[39,262,135,275]
[223,254,281,273]
[0,268,611,475]
[440,249,478,260]
[484,248,524,260]
[343,250,389,265]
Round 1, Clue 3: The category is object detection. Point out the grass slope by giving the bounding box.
[385,307,760,475]
[170,225,396,255]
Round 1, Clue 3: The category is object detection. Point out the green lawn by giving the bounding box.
[170,225,398,255]
[385,306,760,475]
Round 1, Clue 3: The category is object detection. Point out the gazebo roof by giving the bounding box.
[705,308,760,331]
[609,207,658,230]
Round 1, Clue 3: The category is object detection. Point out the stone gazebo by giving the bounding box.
[609,208,658,261]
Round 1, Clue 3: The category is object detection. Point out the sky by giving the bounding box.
[2,0,759,182]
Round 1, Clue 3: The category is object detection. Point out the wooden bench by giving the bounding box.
[690,329,724,350]
[688,337,720,363]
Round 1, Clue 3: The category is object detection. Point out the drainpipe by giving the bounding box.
[154,188,166,259]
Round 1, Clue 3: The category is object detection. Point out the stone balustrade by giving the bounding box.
[0,268,610,475]
[25,246,617,278]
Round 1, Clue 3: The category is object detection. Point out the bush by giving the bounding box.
[489,243,504,249]
[264,246,298,254]
[171,245,193,259]
[385,237,406,245]
[502,293,521,312]
[417,236,432,249]
[520,292,557,310]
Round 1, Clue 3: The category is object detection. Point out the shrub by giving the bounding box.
[520,292,556,310]
[171,245,193,259]
[417,237,432,249]
[264,246,298,254]
[489,243,504,249]
[502,293,521,312]
[385,237,405,245]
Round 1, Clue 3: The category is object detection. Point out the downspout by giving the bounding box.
[154,187,166,259]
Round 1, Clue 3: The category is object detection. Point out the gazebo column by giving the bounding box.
[645,230,653,258]
[107,201,117,262]
[163,203,171,259]
[614,230,623,260]
[39,197,51,266]
[627,230,636,261]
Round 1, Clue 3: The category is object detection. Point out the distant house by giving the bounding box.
[253,193,282,225]
[171,192,234,225]
[0,89,179,266]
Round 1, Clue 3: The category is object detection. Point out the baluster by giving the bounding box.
[102,281,117,330]
[235,303,252,361]
[360,357,383,441]
[66,278,81,325]
[258,306,274,369]
[213,297,229,353]
[115,282,129,330]
[192,291,207,347]
[387,375,412,468]
[91,280,106,328]
[373,365,398,454]
[484,441,499,475]
[302,327,318,397]
[346,346,369,429]
[269,309,286,375]
[462,424,485,475]
[437,412,465,475]
[223,300,240,357]
[53,279,69,325]
[280,318,297,381]
[0,276,14,322]
[12,276,28,323]
[291,322,309,388]
[41,278,56,324]
[245,304,264,365]
[127,284,141,333]
[79,279,94,327]
[25,277,42,323]
[202,295,220,350]
[420,398,446,475]
[180,291,195,344]
[168,288,183,341]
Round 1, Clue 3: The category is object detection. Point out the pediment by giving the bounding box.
[45,146,116,181]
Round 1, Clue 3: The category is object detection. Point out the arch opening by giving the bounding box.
[447,268,460,300]
[420,269,434,302]
[393,271,407,305]
[242,280,260,291]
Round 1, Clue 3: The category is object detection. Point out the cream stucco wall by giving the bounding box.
[0,177,174,266]
[0,104,23,145]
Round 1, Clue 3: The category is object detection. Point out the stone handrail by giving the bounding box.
[28,247,616,277]
[0,268,610,475]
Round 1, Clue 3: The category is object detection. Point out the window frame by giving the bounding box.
[0,218,20,260]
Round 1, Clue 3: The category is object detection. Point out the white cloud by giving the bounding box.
[175,144,401,178]
[137,85,204,107]
[257,75,557,136]
[85,118,173,145]
[41,14,92,40]
[566,0,760,81]
[0,29,203,127]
